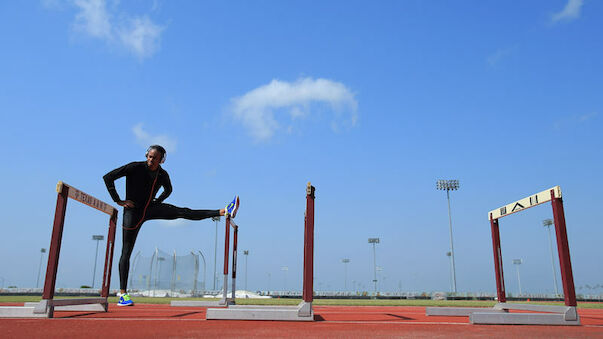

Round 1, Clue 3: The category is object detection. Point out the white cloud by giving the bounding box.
[118,16,164,59]
[68,0,165,58]
[551,0,583,23]
[132,123,177,153]
[231,77,358,141]
[73,0,112,39]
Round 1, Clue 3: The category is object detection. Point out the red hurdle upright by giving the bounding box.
[303,183,315,304]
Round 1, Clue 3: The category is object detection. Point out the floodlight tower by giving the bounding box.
[341,258,350,290]
[243,250,249,291]
[36,248,46,288]
[91,235,104,288]
[281,266,288,291]
[368,238,380,295]
[543,219,560,297]
[513,259,523,295]
[436,179,459,293]
[198,250,207,293]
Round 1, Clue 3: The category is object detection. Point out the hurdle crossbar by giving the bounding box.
[0,182,118,318]
[206,182,315,321]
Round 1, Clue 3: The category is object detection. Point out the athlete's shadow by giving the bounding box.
[171,311,203,317]
[386,313,414,320]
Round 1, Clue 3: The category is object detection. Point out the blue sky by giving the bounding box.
[0,0,601,296]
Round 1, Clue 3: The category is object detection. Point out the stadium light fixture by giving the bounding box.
[513,259,523,295]
[543,219,560,297]
[198,250,207,293]
[436,179,459,293]
[281,266,288,291]
[368,238,380,295]
[243,250,249,291]
[36,248,46,288]
[91,235,104,288]
[341,258,350,291]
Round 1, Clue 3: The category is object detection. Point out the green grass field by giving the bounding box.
[1,296,601,309]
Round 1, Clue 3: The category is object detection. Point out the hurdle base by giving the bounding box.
[25,301,107,312]
[0,298,108,319]
[171,298,235,308]
[426,307,504,317]
[0,306,49,318]
[470,312,580,325]
[427,303,580,326]
[206,301,314,321]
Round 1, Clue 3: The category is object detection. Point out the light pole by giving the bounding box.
[267,272,271,292]
[446,251,453,291]
[211,216,220,290]
[543,219,560,297]
[368,238,380,295]
[91,235,104,288]
[281,266,288,291]
[341,258,350,291]
[243,250,249,291]
[513,259,523,295]
[36,248,46,288]
[436,179,459,293]
[376,266,384,292]
[156,256,166,292]
[198,250,206,294]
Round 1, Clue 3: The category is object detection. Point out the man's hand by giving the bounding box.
[117,200,135,208]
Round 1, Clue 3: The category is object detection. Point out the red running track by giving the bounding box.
[1,303,602,338]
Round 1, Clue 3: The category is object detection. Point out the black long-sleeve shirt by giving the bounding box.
[103,161,172,208]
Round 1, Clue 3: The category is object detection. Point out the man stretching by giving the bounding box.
[103,145,239,306]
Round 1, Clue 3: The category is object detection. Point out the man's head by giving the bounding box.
[146,145,166,170]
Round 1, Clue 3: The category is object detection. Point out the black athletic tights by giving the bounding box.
[119,202,220,291]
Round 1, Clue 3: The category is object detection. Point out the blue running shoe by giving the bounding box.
[225,196,240,218]
[117,293,134,306]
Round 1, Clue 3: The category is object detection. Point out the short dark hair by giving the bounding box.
[147,145,167,162]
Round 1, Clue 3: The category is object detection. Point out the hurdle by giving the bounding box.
[171,218,239,307]
[426,186,580,325]
[0,182,118,318]
[206,182,315,321]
